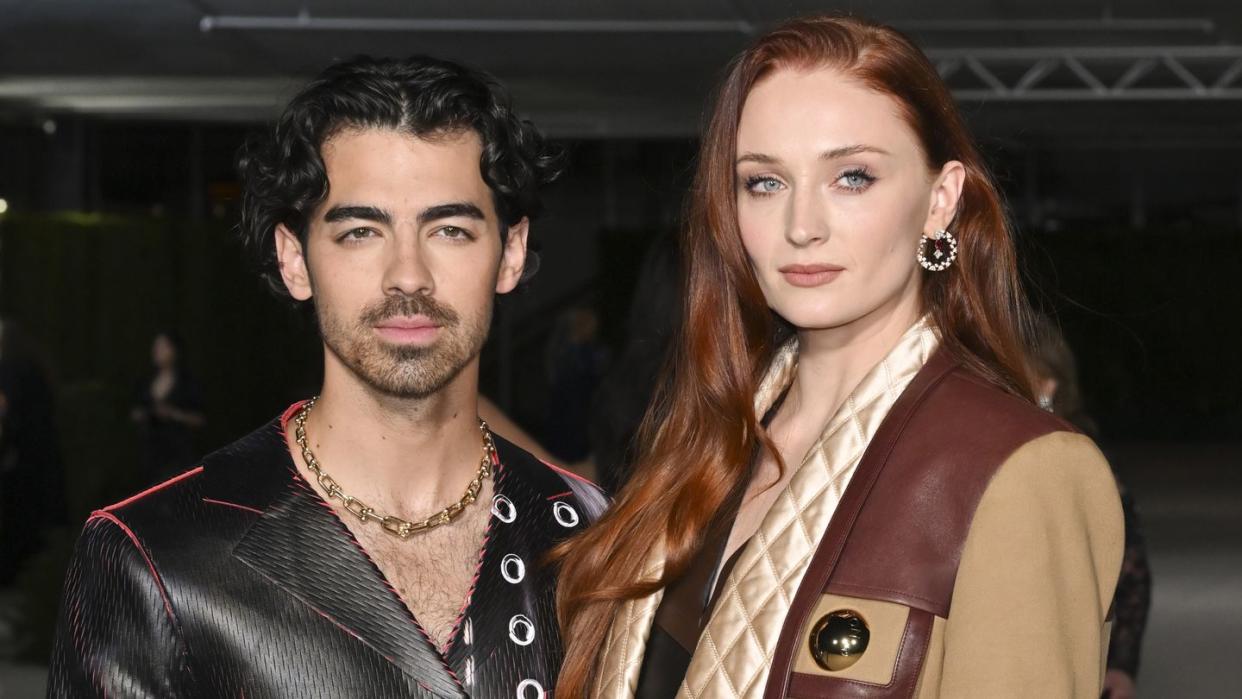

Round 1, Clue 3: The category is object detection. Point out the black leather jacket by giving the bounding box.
[49,408,607,698]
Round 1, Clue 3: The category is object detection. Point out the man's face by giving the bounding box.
[276,127,528,399]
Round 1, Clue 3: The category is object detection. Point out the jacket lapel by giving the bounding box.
[441,437,590,692]
[678,318,941,699]
[201,412,464,698]
[760,348,956,699]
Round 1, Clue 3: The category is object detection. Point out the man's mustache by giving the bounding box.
[360,295,459,327]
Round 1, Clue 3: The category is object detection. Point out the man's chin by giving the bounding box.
[377,342,436,362]
[355,369,445,400]
[350,353,467,399]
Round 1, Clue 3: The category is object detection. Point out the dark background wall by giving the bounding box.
[1,3,1241,691]
[2,126,1237,476]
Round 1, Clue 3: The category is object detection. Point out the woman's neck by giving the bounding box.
[784,298,923,437]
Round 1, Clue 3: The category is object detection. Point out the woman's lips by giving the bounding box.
[373,316,442,345]
[779,263,845,288]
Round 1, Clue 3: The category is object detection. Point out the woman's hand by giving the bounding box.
[1102,669,1137,699]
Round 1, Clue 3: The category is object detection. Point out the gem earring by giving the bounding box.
[917,228,958,272]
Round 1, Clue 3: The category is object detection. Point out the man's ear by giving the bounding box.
[274,224,313,301]
[923,160,966,235]
[495,218,529,295]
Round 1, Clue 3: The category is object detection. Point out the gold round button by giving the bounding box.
[808,609,870,671]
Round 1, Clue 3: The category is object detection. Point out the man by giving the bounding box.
[50,55,605,698]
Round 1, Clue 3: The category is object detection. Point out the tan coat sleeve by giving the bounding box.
[937,431,1124,698]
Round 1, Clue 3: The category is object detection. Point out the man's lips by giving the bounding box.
[375,316,440,330]
[373,316,442,344]
[778,263,845,288]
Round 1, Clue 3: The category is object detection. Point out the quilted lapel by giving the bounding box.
[677,320,939,699]
[593,554,666,698]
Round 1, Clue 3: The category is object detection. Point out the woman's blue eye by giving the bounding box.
[838,169,876,191]
[745,176,785,195]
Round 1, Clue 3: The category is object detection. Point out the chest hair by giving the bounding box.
[341,478,494,650]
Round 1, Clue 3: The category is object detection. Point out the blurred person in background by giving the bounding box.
[0,317,65,585]
[1030,316,1151,699]
[589,233,680,494]
[543,306,609,463]
[129,330,206,483]
[556,15,1123,697]
[49,54,604,697]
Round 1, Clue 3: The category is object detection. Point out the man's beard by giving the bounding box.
[316,293,490,399]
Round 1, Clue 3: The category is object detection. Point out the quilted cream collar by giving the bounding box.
[592,318,939,698]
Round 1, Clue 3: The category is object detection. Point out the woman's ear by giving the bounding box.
[923,161,966,235]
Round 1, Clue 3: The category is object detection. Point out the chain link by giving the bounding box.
[293,397,495,540]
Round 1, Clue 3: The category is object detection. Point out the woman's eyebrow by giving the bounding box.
[736,152,778,165]
[736,144,890,166]
[821,144,889,159]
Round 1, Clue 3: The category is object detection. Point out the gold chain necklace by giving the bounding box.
[293,397,496,539]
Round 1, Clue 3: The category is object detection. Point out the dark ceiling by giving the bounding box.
[1,0,1241,142]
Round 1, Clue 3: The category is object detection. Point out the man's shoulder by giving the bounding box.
[97,466,209,532]
[90,415,290,553]
[491,434,609,524]
[70,466,214,586]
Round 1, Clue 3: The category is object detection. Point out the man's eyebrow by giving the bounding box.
[418,202,487,225]
[821,144,890,159]
[323,205,392,225]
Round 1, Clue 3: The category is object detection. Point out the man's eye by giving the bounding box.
[436,226,472,240]
[339,227,376,241]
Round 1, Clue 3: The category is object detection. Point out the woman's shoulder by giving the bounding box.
[913,363,1081,461]
[895,359,1117,504]
[943,367,1113,481]
[987,430,1115,498]
[865,357,1105,503]
[936,365,1070,432]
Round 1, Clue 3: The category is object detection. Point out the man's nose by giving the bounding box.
[382,240,434,297]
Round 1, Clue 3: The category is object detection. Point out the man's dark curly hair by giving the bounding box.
[237,54,562,299]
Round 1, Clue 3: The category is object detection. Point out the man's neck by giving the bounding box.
[292,361,488,518]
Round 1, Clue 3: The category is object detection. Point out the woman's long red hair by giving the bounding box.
[554,15,1036,694]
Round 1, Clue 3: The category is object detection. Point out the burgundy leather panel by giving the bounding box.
[764,349,1073,698]
[826,367,1070,617]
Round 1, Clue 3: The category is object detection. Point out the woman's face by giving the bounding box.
[735,66,962,333]
[152,334,176,368]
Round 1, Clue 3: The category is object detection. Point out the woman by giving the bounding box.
[557,15,1124,698]
[131,330,205,482]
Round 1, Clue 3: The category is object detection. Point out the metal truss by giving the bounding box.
[197,10,1242,101]
[927,46,1242,100]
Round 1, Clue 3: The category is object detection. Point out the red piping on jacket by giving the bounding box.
[89,511,179,631]
[104,466,204,512]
